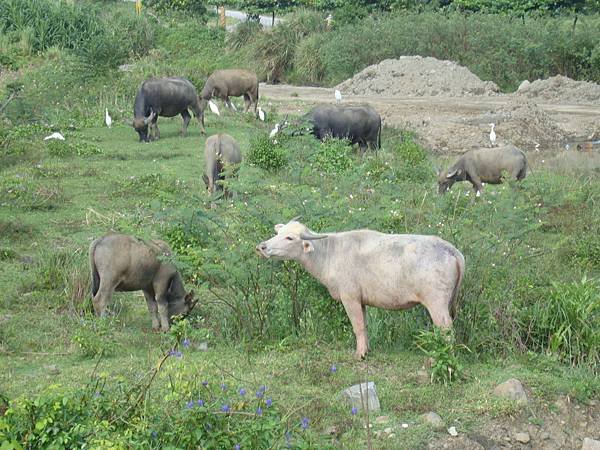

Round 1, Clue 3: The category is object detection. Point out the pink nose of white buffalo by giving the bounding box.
[256,242,268,257]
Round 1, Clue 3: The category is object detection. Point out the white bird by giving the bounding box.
[257,106,265,122]
[325,14,333,28]
[43,132,65,141]
[335,89,342,103]
[269,123,280,139]
[208,100,220,116]
[105,108,112,128]
[489,123,496,146]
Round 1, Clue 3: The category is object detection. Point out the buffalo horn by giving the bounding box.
[446,169,457,178]
[143,110,156,125]
[289,215,303,223]
[300,231,327,240]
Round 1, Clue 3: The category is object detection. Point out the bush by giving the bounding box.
[247,134,287,171]
[415,328,467,384]
[147,0,207,15]
[520,278,600,368]
[310,138,353,174]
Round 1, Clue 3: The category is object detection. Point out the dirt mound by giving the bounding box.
[494,98,569,150]
[516,75,600,104]
[336,56,500,97]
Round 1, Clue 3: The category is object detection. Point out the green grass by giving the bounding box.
[1,110,600,447]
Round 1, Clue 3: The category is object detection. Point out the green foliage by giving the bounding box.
[310,138,353,174]
[72,317,116,358]
[416,329,467,384]
[247,134,287,170]
[45,140,102,157]
[394,138,434,183]
[0,173,64,211]
[227,19,263,50]
[148,0,208,15]
[519,277,600,368]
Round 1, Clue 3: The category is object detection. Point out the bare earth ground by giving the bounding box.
[259,84,600,157]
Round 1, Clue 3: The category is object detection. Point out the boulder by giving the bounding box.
[341,382,380,413]
[493,378,528,405]
[582,438,600,450]
[420,412,445,431]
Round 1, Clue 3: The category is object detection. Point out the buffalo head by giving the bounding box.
[132,110,156,142]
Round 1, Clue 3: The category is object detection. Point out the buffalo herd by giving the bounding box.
[88,68,529,356]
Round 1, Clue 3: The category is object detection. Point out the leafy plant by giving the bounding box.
[310,137,353,174]
[247,134,287,171]
[72,316,116,358]
[415,328,467,384]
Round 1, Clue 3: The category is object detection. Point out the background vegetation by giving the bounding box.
[1,0,599,448]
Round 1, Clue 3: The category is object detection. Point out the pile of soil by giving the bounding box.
[515,75,600,105]
[493,98,569,150]
[336,56,500,97]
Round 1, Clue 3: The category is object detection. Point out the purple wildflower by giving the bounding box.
[330,364,337,373]
[301,417,309,430]
[202,380,209,387]
[351,406,358,415]
[220,383,227,391]
[256,407,263,416]
[239,388,246,396]
[266,398,272,407]
[151,431,158,439]
[234,445,241,450]
[186,401,194,409]
[197,399,204,407]
[183,338,190,348]
[221,404,230,413]
[256,390,264,399]
[93,391,101,398]
[169,349,183,358]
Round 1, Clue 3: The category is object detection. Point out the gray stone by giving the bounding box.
[374,415,390,424]
[197,342,208,351]
[514,432,530,444]
[118,64,135,72]
[44,364,60,375]
[421,411,445,431]
[448,426,458,436]
[582,438,600,450]
[341,381,380,413]
[518,80,531,92]
[493,378,528,405]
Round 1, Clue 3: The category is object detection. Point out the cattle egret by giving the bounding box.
[257,106,265,122]
[325,14,333,28]
[489,123,496,146]
[269,123,280,139]
[105,108,112,128]
[335,89,342,103]
[43,132,65,141]
[208,100,220,116]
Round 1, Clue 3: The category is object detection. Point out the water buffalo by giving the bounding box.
[305,105,382,154]
[133,77,204,142]
[89,234,195,331]
[256,220,464,359]
[438,145,527,195]
[200,69,259,114]
[202,133,242,195]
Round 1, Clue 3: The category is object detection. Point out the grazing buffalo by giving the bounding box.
[308,105,382,153]
[200,69,259,114]
[133,77,204,142]
[90,234,195,331]
[202,133,242,195]
[438,145,527,195]
[256,220,464,359]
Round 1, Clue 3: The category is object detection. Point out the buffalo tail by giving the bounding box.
[449,251,465,320]
[89,238,101,298]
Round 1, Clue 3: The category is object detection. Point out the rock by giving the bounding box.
[325,425,339,436]
[493,378,528,404]
[118,64,135,72]
[518,80,531,92]
[341,381,380,413]
[375,415,390,424]
[44,364,60,375]
[421,412,445,430]
[197,342,208,351]
[416,369,430,384]
[582,438,600,450]
[448,426,458,436]
[383,427,393,435]
[388,433,396,439]
[540,432,551,440]
[514,432,530,443]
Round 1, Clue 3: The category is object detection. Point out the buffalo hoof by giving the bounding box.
[354,351,367,360]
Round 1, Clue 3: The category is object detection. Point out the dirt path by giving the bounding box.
[260,83,600,154]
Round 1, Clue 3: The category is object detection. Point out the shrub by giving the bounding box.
[147,0,207,15]
[310,138,353,174]
[247,134,287,171]
[72,316,116,357]
[520,278,600,368]
[227,20,263,51]
[415,328,467,384]
[394,138,434,183]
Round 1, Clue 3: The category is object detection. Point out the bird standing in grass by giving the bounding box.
[269,123,280,139]
[105,108,112,128]
[257,106,265,122]
[489,123,496,146]
[208,100,220,116]
[335,89,342,103]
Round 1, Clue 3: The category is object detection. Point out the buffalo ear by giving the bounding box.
[446,168,460,178]
[302,241,314,253]
[274,223,284,232]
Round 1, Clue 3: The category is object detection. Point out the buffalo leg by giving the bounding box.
[243,94,251,113]
[181,110,191,136]
[340,295,368,359]
[92,279,113,317]
[143,290,160,331]
[362,304,370,351]
[468,173,483,196]
[154,282,170,331]
[191,104,206,134]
